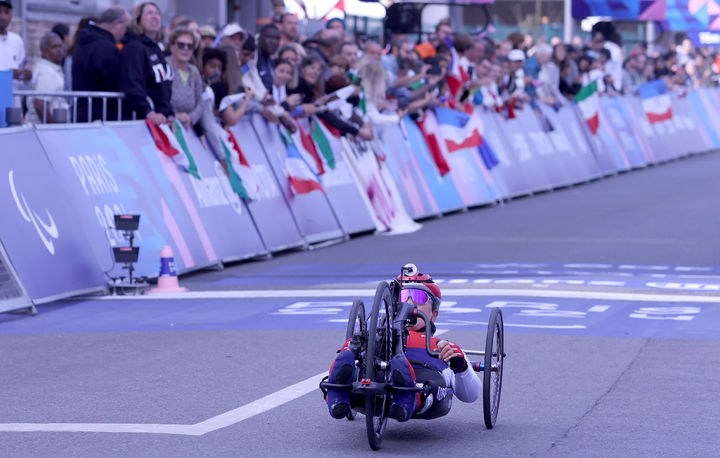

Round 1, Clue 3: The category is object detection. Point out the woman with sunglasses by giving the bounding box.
[325,265,482,423]
[167,28,203,129]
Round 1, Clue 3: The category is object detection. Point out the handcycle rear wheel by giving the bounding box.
[483,307,504,429]
[364,281,393,450]
[345,300,366,421]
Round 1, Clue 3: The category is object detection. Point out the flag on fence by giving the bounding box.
[146,119,200,178]
[219,128,260,200]
[280,127,323,195]
[294,118,325,175]
[435,106,483,152]
[416,114,450,176]
[575,80,599,135]
[447,47,470,98]
[639,79,673,124]
[310,117,336,170]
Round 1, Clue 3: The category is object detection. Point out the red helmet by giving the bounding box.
[396,263,441,309]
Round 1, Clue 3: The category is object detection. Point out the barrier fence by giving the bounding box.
[1,89,719,306]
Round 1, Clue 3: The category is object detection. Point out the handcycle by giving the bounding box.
[319,273,505,450]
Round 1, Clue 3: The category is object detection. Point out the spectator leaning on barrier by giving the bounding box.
[0,0,32,86]
[257,24,281,91]
[119,1,173,124]
[72,7,129,122]
[200,47,227,113]
[198,25,216,50]
[168,28,203,130]
[279,13,298,46]
[26,33,69,124]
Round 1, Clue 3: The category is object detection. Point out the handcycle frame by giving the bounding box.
[320,277,505,450]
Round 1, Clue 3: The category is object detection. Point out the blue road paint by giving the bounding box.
[1,295,717,340]
[205,262,720,291]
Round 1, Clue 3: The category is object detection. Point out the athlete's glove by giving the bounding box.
[438,340,468,374]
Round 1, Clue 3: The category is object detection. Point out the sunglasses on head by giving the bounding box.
[399,288,431,305]
[175,41,193,50]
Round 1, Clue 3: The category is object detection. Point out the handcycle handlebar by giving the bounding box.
[392,301,441,358]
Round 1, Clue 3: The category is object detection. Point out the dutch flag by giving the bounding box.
[639,79,673,124]
[435,106,483,153]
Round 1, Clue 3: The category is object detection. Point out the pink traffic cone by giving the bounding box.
[149,245,188,294]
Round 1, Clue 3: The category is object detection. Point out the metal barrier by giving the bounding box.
[12,90,125,124]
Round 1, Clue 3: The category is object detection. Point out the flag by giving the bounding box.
[416,114,450,176]
[447,47,470,98]
[311,117,336,170]
[639,79,673,123]
[435,106,484,152]
[219,128,260,199]
[575,80,599,135]
[145,119,199,178]
[294,119,325,175]
[279,128,323,195]
[171,120,200,179]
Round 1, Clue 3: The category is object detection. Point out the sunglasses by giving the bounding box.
[175,41,193,50]
[399,288,431,305]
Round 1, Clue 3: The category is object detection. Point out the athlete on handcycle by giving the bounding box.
[325,264,482,422]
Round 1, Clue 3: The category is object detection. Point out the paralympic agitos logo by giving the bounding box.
[8,170,59,255]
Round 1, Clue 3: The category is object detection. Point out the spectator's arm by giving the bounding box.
[189,67,205,124]
[119,42,152,118]
[317,110,359,136]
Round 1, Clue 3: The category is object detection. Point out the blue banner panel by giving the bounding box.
[400,115,464,214]
[670,93,712,154]
[572,0,640,20]
[599,97,648,168]
[250,115,344,244]
[538,104,603,182]
[500,108,574,190]
[688,91,720,148]
[569,104,621,175]
[475,110,535,197]
[228,120,305,252]
[305,119,378,234]
[375,123,440,219]
[0,127,106,302]
[162,124,268,262]
[0,70,11,128]
[37,124,207,278]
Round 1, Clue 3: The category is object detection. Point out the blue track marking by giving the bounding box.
[2,295,718,339]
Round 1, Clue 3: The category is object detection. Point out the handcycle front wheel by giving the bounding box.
[364,281,393,450]
[345,300,366,421]
[483,307,504,429]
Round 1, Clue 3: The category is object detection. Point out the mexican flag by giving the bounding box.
[219,128,259,200]
[311,116,336,170]
[146,119,200,178]
[575,80,599,135]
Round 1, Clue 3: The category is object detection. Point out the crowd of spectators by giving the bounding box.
[1,0,719,140]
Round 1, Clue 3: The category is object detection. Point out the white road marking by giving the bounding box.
[90,288,720,303]
[0,330,449,436]
[588,305,611,312]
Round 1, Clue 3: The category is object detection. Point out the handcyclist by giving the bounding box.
[325,264,482,422]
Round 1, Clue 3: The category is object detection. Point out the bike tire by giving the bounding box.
[365,281,393,450]
[483,307,504,429]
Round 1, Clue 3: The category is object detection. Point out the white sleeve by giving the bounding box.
[449,360,483,403]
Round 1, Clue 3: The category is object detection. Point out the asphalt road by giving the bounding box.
[1,152,719,456]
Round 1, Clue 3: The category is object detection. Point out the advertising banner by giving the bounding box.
[161,123,268,262]
[375,123,440,219]
[538,104,603,182]
[599,97,648,168]
[303,118,378,234]
[688,90,720,148]
[250,115,344,244]
[400,115,464,214]
[499,108,573,190]
[36,124,205,278]
[0,127,106,302]
[226,120,305,252]
[570,103,619,175]
[670,93,714,154]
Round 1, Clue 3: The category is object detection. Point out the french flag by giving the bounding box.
[639,79,673,124]
[435,106,483,152]
[286,138,323,195]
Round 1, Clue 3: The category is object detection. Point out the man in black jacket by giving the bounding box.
[71,6,129,122]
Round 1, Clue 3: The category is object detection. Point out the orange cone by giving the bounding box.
[149,245,188,294]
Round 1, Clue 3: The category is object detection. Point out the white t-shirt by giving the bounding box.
[0,31,26,71]
[26,57,69,124]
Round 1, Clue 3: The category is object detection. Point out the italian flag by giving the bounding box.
[311,116,336,170]
[575,80,599,135]
[219,128,259,200]
[146,119,200,178]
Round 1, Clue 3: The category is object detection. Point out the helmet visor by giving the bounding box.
[399,288,430,305]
